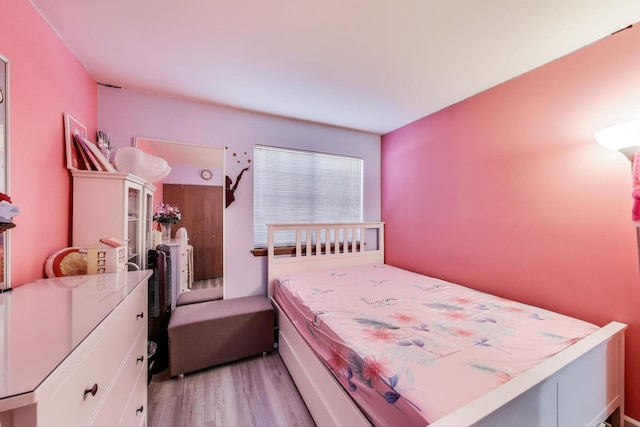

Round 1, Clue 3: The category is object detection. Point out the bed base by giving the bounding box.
[274,298,370,426]
[267,223,627,426]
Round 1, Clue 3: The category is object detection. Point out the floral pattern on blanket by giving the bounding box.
[274,264,598,426]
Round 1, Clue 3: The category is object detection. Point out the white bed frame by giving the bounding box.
[267,222,627,427]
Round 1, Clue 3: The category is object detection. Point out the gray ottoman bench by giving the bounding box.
[176,287,223,306]
[168,295,274,376]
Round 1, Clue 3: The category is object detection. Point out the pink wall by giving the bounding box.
[382,25,640,418]
[0,2,97,286]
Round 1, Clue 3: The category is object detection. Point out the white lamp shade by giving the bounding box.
[594,120,640,151]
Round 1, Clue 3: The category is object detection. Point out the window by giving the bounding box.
[253,145,363,248]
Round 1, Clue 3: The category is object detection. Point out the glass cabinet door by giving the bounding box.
[126,183,143,269]
[143,186,154,269]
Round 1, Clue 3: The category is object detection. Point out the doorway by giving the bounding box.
[163,184,223,280]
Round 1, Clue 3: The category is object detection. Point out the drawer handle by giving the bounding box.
[136,405,144,414]
[84,383,98,398]
[137,355,144,363]
[136,312,144,319]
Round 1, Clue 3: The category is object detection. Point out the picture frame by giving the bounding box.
[64,113,87,170]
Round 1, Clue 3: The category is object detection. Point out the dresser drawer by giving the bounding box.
[90,326,147,426]
[118,362,147,427]
[35,283,147,426]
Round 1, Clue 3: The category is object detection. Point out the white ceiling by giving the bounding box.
[30,0,640,135]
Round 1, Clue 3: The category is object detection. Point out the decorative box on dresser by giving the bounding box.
[0,270,151,427]
[71,170,155,270]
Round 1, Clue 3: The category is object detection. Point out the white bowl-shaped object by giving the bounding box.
[114,147,171,182]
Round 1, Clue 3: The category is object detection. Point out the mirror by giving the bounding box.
[0,54,9,291]
[135,138,225,291]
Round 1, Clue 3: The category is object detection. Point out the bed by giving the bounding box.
[267,222,627,427]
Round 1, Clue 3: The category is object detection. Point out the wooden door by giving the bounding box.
[163,184,223,279]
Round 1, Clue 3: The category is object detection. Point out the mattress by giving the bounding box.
[273,263,598,426]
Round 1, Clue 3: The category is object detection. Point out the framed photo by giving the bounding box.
[64,113,87,170]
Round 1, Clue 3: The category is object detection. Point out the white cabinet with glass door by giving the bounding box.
[143,183,155,268]
[71,170,155,270]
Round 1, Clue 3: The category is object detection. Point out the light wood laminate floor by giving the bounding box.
[192,278,223,289]
[148,352,315,427]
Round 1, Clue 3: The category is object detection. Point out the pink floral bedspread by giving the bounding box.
[273,264,598,426]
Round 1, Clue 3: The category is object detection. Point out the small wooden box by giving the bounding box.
[87,237,126,274]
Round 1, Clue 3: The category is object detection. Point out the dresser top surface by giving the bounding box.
[0,270,151,401]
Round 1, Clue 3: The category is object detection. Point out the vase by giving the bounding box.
[159,223,172,243]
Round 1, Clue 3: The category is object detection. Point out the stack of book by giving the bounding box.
[72,134,116,172]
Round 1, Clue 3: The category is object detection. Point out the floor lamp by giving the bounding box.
[594,119,640,272]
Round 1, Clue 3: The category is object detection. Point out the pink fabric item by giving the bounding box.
[274,264,598,426]
[633,150,640,223]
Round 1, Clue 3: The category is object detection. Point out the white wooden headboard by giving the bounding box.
[267,222,384,298]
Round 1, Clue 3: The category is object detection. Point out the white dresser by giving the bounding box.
[0,270,151,426]
[163,241,192,310]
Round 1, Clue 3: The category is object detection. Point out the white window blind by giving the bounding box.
[253,145,363,247]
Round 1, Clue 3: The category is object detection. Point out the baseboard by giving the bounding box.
[625,415,640,427]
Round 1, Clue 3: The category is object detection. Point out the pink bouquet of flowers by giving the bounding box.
[153,202,181,225]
